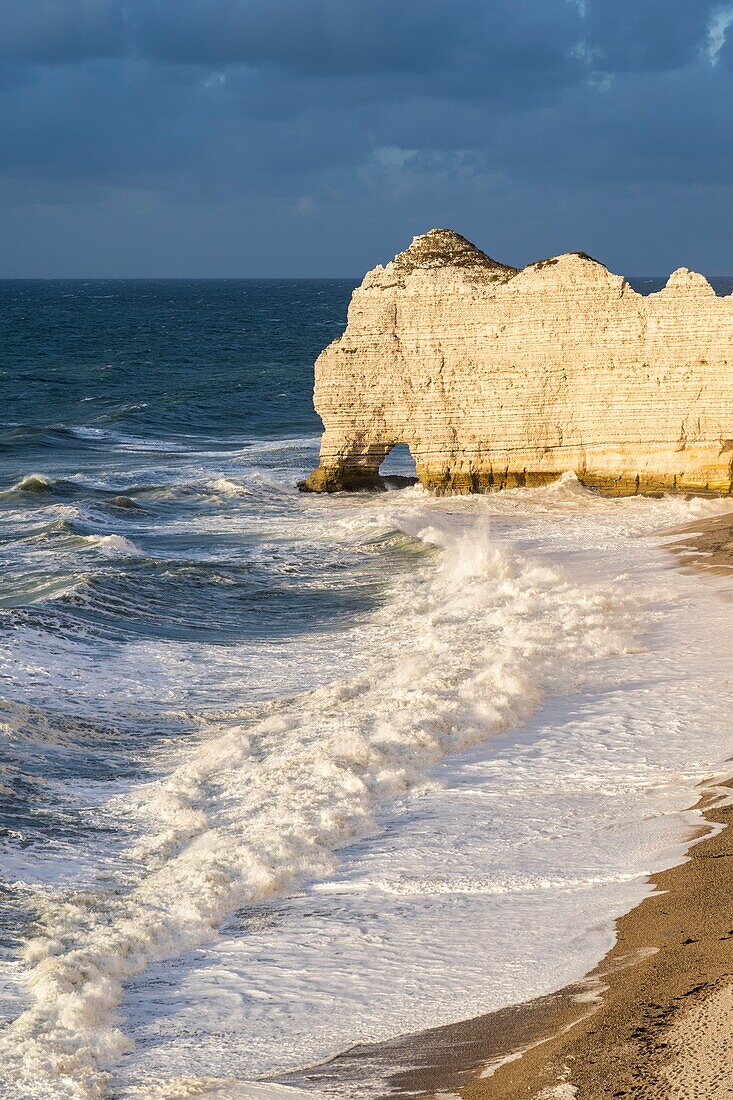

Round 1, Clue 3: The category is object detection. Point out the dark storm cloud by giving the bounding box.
[0,0,125,63]
[0,0,575,75]
[580,0,719,72]
[0,0,731,276]
[0,0,585,88]
[137,0,455,74]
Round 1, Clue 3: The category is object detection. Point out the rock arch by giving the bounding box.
[301,229,733,496]
[301,438,421,492]
[379,442,419,488]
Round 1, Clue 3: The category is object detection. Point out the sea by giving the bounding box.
[1,276,733,1100]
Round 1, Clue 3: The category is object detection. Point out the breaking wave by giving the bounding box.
[10,474,55,495]
[77,534,145,558]
[0,515,634,1099]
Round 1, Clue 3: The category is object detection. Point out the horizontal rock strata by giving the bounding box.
[302,228,733,496]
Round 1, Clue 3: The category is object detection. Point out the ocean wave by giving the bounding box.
[0,425,92,452]
[95,403,150,423]
[47,425,188,453]
[109,429,201,453]
[206,477,254,497]
[0,571,89,608]
[3,474,86,499]
[537,469,596,499]
[0,419,311,459]
[205,471,301,500]
[0,698,134,753]
[79,534,145,558]
[135,472,293,505]
[67,426,116,441]
[21,522,144,560]
[13,423,317,456]
[236,434,321,456]
[9,473,55,494]
[105,496,141,510]
[0,514,636,1098]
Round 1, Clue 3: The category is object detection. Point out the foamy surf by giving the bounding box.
[206,478,254,497]
[120,489,733,1092]
[0,512,634,1099]
[125,1080,320,1099]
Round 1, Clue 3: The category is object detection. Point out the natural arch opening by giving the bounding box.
[379,443,419,489]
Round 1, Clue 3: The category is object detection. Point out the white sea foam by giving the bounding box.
[0,507,634,1099]
[351,869,647,896]
[69,427,113,441]
[4,477,733,1099]
[125,1081,319,1099]
[235,435,321,456]
[115,486,733,1091]
[80,534,145,558]
[206,478,254,497]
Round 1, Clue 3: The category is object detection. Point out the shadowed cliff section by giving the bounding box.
[301,229,733,496]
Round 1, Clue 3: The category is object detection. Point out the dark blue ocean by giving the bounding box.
[2,277,733,1100]
[0,278,440,1099]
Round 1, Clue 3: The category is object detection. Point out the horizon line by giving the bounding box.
[2,273,731,282]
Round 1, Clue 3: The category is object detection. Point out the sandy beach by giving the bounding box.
[424,513,733,1099]
[289,780,733,1099]
[668,510,733,575]
[456,778,733,1099]
[286,512,733,1100]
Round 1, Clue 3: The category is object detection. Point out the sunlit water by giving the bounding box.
[1,278,733,1100]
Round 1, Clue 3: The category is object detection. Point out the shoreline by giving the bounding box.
[283,780,731,1099]
[280,513,733,1099]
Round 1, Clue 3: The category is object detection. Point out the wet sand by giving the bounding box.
[666,509,733,574]
[287,781,733,1099]
[283,514,733,1099]
[454,779,733,1100]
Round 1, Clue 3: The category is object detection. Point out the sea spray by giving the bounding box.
[9,474,55,495]
[0,516,635,1099]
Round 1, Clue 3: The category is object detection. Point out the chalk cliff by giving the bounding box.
[302,228,733,495]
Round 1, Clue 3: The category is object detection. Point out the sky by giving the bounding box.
[1,0,733,277]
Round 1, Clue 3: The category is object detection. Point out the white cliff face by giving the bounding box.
[302,229,733,495]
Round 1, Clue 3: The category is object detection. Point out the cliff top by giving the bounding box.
[390,228,518,280]
[369,230,722,300]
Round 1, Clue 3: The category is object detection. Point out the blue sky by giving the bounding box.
[1,0,732,276]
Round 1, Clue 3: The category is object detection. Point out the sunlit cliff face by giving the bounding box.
[303,229,733,497]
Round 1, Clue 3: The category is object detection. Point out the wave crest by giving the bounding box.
[10,473,55,494]
[81,534,145,558]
